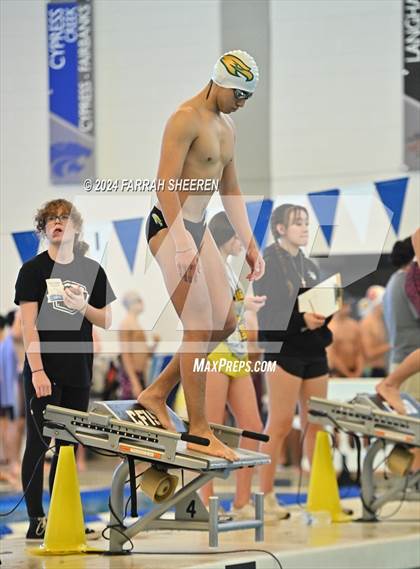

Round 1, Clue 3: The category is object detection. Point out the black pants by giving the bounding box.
[22,375,90,518]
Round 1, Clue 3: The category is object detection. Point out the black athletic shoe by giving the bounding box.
[26,516,47,540]
[26,517,101,541]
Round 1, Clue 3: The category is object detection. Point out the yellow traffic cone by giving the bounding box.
[31,446,98,555]
[306,431,352,523]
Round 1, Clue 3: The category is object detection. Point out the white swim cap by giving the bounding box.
[211,50,259,93]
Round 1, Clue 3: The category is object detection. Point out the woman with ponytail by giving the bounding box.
[254,204,332,517]
[14,199,116,539]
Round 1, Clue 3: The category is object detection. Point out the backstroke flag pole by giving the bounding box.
[47,0,95,184]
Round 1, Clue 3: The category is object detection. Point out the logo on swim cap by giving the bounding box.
[212,50,259,93]
[220,54,254,83]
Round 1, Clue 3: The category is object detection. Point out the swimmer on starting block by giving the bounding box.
[139,51,265,461]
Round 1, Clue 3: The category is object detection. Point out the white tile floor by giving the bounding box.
[2,499,420,569]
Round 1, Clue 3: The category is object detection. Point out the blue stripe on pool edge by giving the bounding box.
[0,486,360,524]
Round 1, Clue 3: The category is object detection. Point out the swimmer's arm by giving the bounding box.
[156,108,199,249]
[360,325,390,360]
[327,322,347,375]
[219,158,257,252]
[19,301,43,373]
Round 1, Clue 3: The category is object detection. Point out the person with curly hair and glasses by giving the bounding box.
[14,199,116,540]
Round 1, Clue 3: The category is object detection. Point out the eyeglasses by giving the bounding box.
[233,89,253,101]
[46,214,70,224]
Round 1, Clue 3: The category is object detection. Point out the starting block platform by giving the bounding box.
[43,400,270,552]
[309,393,420,521]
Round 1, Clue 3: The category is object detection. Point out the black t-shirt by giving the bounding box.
[14,251,116,387]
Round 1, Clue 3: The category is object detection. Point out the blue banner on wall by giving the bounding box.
[308,189,340,247]
[12,231,40,263]
[47,0,95,184]
[374,177,408,235]
[246,199,273,250]
[113,218,144,272]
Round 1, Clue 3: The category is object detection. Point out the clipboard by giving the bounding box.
[298,273,343,317]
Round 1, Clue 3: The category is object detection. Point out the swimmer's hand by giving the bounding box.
[244,295,267,312]
[175,235,201,283]
[246,246,265,281]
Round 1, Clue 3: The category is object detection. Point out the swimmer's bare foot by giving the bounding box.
[376,382,406,415]
[137,390,176,431]
[187,431,238,461]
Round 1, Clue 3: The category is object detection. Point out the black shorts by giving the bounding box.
[266,353,329,380]
[146,206,206,249]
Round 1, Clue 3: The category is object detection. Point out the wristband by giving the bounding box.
[32,368,44,374]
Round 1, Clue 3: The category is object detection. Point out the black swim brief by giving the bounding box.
[146,206,206,249]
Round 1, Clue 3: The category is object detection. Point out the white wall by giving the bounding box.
[94,1,221,180]
[268,0,418,258]
[270,0,404,182]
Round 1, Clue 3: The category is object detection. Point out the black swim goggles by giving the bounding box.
[233,88,253,100]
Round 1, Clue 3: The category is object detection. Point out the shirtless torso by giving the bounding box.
[152,89,242,231]
[165,97,236,221]
[328,311,364,378]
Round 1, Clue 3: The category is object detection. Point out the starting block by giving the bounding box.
[43,400,270,552]
[308,393,420,521]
